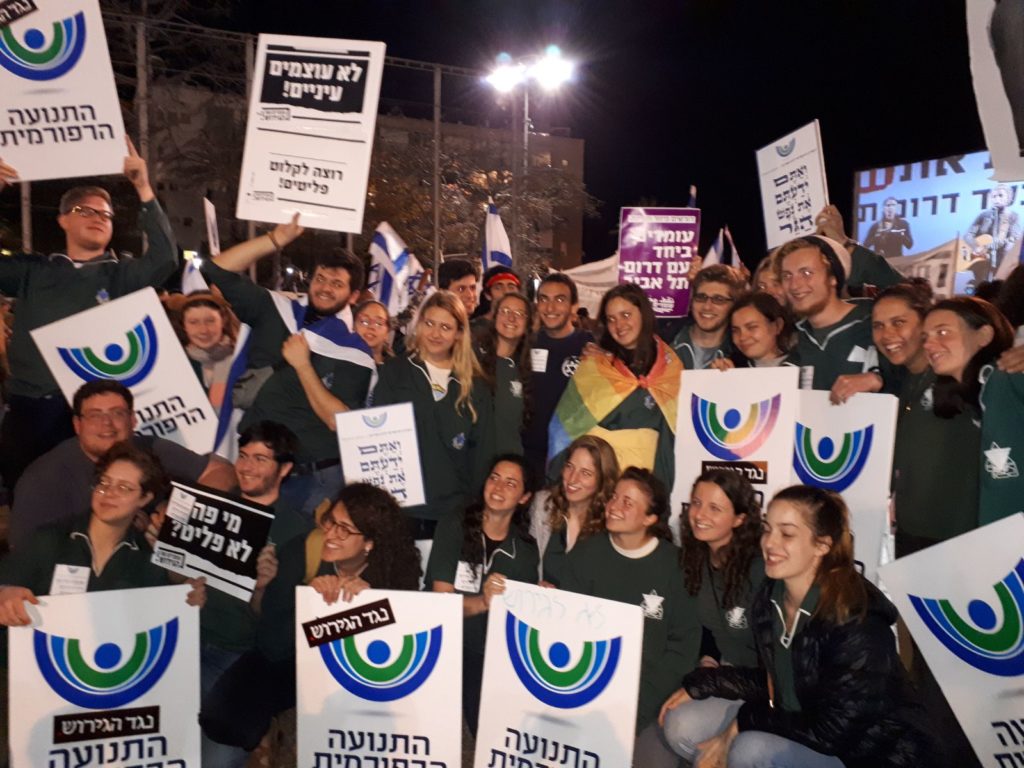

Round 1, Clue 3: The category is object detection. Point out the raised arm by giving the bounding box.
[214,213,303,274]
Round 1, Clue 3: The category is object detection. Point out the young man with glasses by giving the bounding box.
[670,264,745,369]
[9,380,231,549]
[523,273,593,481]
[0,141,178,494]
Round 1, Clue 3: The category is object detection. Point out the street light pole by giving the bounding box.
[520,86,529,270]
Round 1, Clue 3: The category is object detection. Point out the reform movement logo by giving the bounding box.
[909,559,1024,676]
[319,627,442,701]
[691,394,782,460]
[792,423,873,491]
[58,316,159,387]
[0,12,87,81]
[34,620,178,708]
[505,612,620,709]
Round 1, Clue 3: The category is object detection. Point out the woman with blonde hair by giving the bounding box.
[372,290,494,538]
[529,434,619,586]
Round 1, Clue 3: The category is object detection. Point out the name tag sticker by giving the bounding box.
[847,346,867,363]
[50,564,90,596]
[530,348,549,373]
[454,560,483,593]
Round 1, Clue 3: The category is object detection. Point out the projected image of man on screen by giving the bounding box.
[965,183,1022,279]
[864,197,914,259]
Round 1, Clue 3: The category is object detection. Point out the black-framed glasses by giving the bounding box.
[322,517,363,539]
[692,292,732,306]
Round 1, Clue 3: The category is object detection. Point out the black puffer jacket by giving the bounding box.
[682,576,942,768]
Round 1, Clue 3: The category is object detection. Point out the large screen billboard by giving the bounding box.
[853,150,1024,295]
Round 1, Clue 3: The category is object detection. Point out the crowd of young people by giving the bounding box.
[1,152,1022,767]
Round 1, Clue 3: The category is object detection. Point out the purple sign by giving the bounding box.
[618,207,701,318]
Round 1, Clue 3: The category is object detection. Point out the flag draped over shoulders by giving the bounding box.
[548,337,682,472]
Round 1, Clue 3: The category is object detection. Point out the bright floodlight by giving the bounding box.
[529,49,574,91]
[486,62,527,93]
[285,266,295,275]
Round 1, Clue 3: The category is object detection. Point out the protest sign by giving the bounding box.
[618,207,700,318]
[671,367,800,538]
[336,403,425,507]
[203,197,221,256]
[8,585,200,768]
[879,514,1024,768]
[757,120,829,248]
[236,34,385,233]
[152,481,274,601]
[296,588,463,768]
[793,391,898,581]
[475,581,644,768]
[0,0,126,181]
[31,288,218,453]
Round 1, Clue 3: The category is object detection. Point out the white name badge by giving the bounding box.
[49,564,90,596]
[530,348,549,373]
[454,560,483,593]
[846,345,867,363]
[799,365,815,390]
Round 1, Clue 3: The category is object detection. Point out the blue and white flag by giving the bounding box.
[181,258,210,295]
[724,225,739,267]
[482,199,513,271]
[268,293,377,392]
[703,228,725,266]
[366,221,423,316]
[213,323,251,461]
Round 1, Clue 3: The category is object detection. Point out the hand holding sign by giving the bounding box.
[185,576,207,608]
[0,157,18,191]
[124,136,154,203]
[0,585,38,626]
[270,212,304,249]
[255,544,279,590]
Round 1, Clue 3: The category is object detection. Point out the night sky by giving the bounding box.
[237,0,984,267]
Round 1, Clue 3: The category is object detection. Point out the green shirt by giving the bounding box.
[0,200,178,397]
[493,356,525,456]
[200,501,311,652]
[794,301,877,391]
[979,366,1024,525]
[769,580,820,713]
[372,355,495,521]
[893,369,980,540]
[696,556,765,668]
[561,534,700,733]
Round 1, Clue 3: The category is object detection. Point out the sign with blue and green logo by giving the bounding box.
[7,585,201,768]
[296,589,463,768]
[475,582,644,768]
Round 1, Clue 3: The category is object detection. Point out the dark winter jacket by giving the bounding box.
[682,577,942,768]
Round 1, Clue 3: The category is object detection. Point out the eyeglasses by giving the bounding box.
[80,408,132,424]
[94,476,141,497]
[69,205,115,221]
[497,306,527,320]
[322,517,363,539]
[357,317,389,330]
[692,292,733,306]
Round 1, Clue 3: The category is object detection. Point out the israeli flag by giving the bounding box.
[703,228,725,266]
[367,222,423,316]
[482,199,513,271]
[181,258,210,294]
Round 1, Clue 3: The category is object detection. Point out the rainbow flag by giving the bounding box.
[548,337,683,464]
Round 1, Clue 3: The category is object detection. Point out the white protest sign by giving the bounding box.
[793,391,897,581]
[296,588,463,768]
[879,514,1024,768]
[31,288,218,453]
[671,367,800,539]
[336,403,425,507]
[152,481,275,601]
[236,34,385,233]
[0,0,126,181]
[757,120,829,248]
[475,582,644,768]
[8,585,200,768]
[203,197,221,255]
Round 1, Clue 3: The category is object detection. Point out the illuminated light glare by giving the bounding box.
[485,63,527,93]
[285,266,296,275]
[529,51,574,91]
[193,258,203,268]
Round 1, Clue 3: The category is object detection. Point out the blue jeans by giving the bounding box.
[663,696,744,762]
[728,731,844,768]
[200,644,249,768]
[278,463,344,520]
